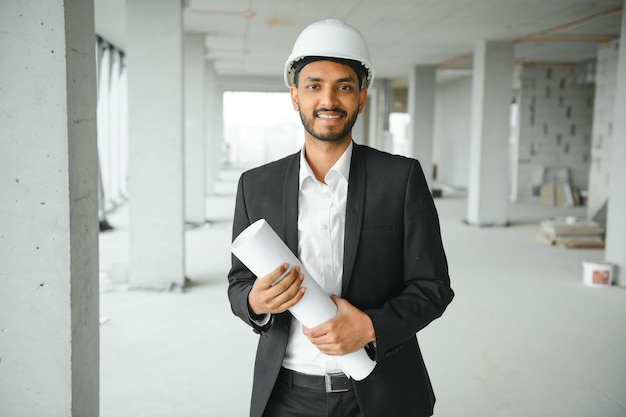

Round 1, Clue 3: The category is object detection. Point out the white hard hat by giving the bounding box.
[284,19,375,89]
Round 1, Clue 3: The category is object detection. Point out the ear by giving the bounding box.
[357,89,368,114]
[290,85,299,111]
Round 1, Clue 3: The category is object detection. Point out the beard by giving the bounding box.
[299,107,359,143]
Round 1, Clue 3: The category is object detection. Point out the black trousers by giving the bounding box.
[262,369,363,417]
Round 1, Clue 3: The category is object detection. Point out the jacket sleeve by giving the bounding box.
[365,160,454,362]
[227,173,273,334]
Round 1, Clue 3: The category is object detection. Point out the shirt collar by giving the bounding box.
[299,141,353,188]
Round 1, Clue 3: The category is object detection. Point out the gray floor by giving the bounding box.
[99,167,626,417]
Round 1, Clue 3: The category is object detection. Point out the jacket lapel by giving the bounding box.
[342,144,365,296]
[280,147,365,296]
[282,152,301,256]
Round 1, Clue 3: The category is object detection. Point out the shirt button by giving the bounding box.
[322,225,328,230]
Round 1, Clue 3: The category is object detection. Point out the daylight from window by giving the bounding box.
[223,92,303,168]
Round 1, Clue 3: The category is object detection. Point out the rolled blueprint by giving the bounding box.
[231,219,375,381]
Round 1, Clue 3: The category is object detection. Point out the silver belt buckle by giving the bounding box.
[325,374,349,393]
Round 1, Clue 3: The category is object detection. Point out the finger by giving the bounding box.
[330,295,348,311]
[251,269,303,313]
[269,272,304,307]
[261,263,290,286]
[276,284,306,310]
[302,321,329,339]
[271,266,301,291]
[248,264,289,314]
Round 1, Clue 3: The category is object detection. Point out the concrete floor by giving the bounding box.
[99,167,626,417]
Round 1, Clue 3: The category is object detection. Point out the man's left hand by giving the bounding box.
[302,295,376,356]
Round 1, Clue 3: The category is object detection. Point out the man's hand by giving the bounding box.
[302,296,375,356]
[248,263,305,316]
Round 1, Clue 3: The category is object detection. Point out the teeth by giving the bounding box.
[318,114,341,119]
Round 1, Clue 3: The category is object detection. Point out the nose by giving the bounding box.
[319,87,339,109]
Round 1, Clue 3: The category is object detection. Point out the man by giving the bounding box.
[228,19,454,417]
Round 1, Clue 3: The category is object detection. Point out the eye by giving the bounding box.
[306,84,320,90]
[338,85,352,91]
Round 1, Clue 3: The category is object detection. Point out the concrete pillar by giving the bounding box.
[365,79,392,151]
[366,83,380,148]
[358,85,371,146]
[204,62,220,196]
[184,33,206,225]
[213,92,225,188]
[408,66,436,187]
[606,6,626,286]
[380,79,393,153]
[353,112,366,145]
[353,79,368,145]
[0,0,99,415]
[127,0,185,290]
[466,41,515,226]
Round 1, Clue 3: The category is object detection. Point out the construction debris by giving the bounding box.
[540,181,581,207]
[538,217,605,249]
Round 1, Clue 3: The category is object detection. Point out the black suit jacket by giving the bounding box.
[228,143,454,417]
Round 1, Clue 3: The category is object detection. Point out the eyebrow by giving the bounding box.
[303,75,358,84]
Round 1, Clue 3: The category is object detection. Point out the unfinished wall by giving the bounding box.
[433,75,473,188]
[588,40,620,220]
[513,64,594,204]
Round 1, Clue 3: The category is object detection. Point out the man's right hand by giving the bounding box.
[248,263,305,316]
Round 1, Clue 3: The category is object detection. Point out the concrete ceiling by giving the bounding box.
[94,0,623,83]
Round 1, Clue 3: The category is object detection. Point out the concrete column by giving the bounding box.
[353,112,366,145]
[184,33,206,225]
[204,62,220,196]
[408,66,436,187]
[466,41,515,226]
[127,0,185,290]
[0,0,99,415]
[380,79,393,153]
[212,91,225,189]
[358,85,371,146]
[366,83,380,148]
[606,6,626,286]
[365,79,392,151]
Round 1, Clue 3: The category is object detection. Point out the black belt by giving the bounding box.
[279,367,353,393]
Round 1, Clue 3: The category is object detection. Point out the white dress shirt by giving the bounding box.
[281,142,352,376]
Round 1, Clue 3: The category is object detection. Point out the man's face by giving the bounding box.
[290,60,368,144]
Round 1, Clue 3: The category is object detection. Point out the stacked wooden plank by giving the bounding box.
[540,181,581,207]
[538,218,605,248]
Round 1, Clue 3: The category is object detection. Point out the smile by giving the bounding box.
[317,113,342,119]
